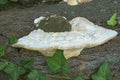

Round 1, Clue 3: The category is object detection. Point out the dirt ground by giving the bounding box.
[0,0,120,80]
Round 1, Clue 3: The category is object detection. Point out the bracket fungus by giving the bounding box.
[12,17,118,59]
[63,0,92,6]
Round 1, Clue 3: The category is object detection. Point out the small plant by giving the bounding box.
[46,49,70,73]
[118,20,120,25]
[74,76,84,80]
[0,48,112,80]
[107,13,117,27]
[0,45,5,57]
[4,62,26,80]
[8,35,18,44]
[28,69,46,80]
[0,61,8,70]
[0,0,18,4]
[107,13,120,26]
[92,63,111,80]
[0,0,8,4]
[19,58,35,71]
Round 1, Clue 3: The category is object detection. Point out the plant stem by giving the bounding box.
[46,74,72,80]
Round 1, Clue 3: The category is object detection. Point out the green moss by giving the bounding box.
[38,15,71,32]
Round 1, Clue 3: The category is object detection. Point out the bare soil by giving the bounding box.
[0,0,120,80]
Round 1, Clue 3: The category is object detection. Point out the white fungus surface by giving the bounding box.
[63,0,92,6]
[13,17,118,59]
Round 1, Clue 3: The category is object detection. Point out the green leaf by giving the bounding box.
[74,76,84,80]
[28,70,46,80]
[118,20,120,25]
[10,0,18,2]
[19,58,34,71]
[92,74,106,80]
[46,49,69,73]
[107,13,117,27]
[97,63,111,80]
[4,63,25,80]
[0,45,5,57]
[8,35,18,44]
[0,0,8,4]
[0,61,8,70]
[91,63,112,80]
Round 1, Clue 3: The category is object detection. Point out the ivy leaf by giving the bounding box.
[10,0,18,2]
[8,35,18,44]
[0,0,8,4]
[91,63,111,80]
[4,63,25,80]
[28,70,46,80]
[92,74,106,80]
[118,20,120,25]
[0,61,8,70]
[46,49,69,73]
[19,58,34,71]
[107,13,117,27]
[97,63,111,80]
[74,76,84,80]
[0,45,5,57]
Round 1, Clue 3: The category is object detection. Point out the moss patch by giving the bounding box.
[37,15,71,32]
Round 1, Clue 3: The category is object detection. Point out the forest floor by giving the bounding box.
[0,0,120,80]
